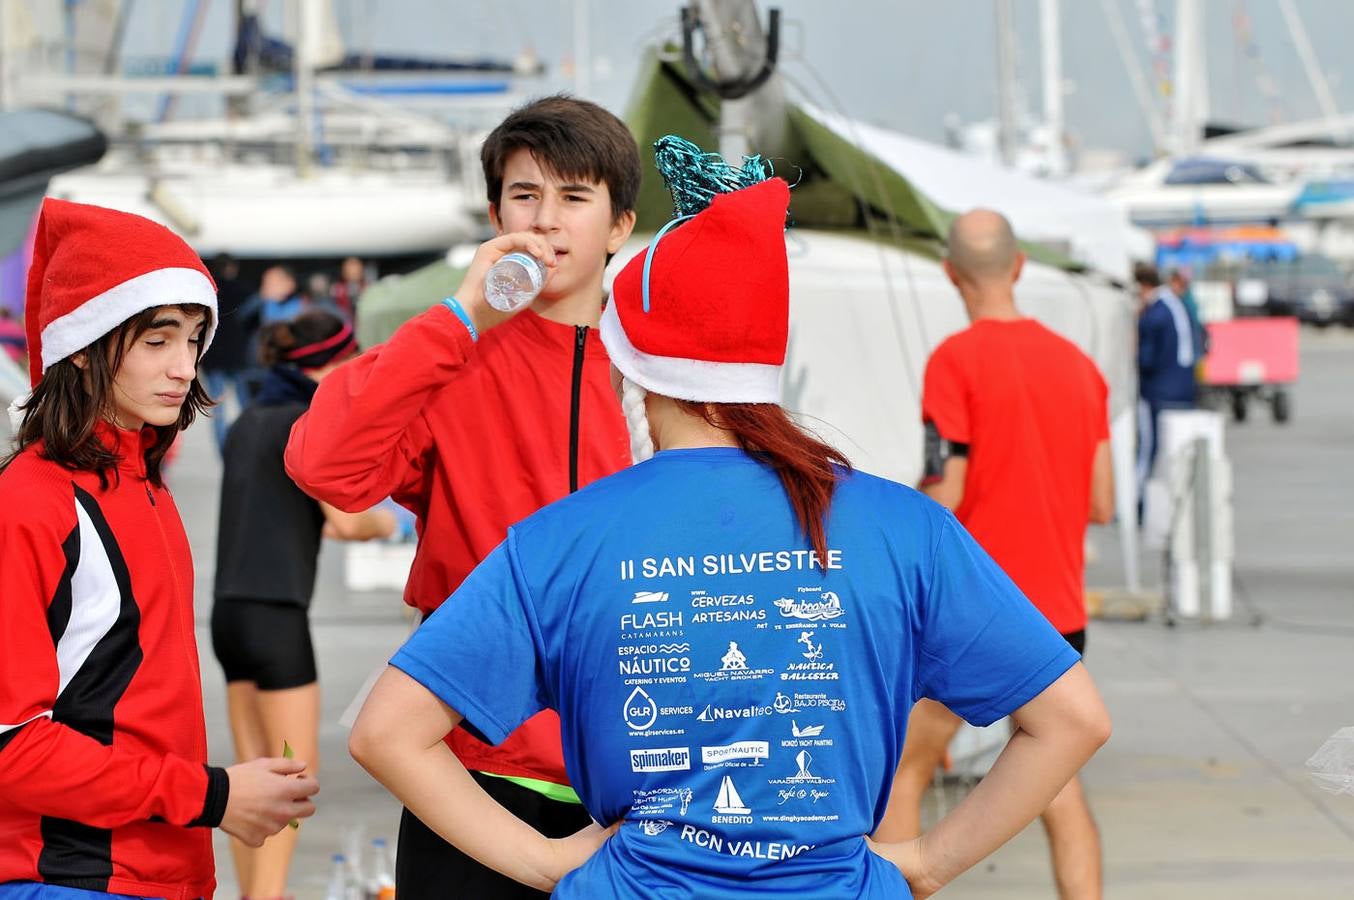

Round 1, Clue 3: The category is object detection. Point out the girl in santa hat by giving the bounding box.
[348,139,1111,899]
[0,199,317,900]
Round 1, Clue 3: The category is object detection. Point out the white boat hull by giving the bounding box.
[1106,181,1301,229]
[47,165,480,259]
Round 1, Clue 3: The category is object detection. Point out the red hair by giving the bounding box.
[678,401,850,563]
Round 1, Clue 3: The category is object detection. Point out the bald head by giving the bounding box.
[945,209,1020,283]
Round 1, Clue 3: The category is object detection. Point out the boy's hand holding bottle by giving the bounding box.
[454,233,557,337]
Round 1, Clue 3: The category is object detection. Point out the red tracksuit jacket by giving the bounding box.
[0,424,224,899]
[285,304,630,788]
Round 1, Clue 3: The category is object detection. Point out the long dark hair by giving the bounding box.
[2,304,214,488]
[678,401,851,563]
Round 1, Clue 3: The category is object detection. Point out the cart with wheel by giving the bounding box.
[1200,316,1300,424]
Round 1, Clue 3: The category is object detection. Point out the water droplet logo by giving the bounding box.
[624,686,659,731]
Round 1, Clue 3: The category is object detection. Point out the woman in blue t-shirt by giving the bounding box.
[349,142,1111,899]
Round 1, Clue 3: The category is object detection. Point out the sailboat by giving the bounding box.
[713,775,751,815]
[7,0,531,261]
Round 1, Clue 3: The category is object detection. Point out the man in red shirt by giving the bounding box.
[285,96,638,898]
[876,209,1115,899]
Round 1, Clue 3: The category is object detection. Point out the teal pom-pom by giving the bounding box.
[653,135,772,219]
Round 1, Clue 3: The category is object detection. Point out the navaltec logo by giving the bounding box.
[630,746,692,772]
[697,702,774,723]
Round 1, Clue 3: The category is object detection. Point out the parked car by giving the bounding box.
[1232,255,1354,327]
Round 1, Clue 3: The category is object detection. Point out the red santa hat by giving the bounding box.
[23,198,217,387]
[600,176,790,403]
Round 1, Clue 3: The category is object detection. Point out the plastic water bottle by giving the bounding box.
[343,826,366,898]
[484,251,547,312]
[366,837,396,900]
[325,854,350,900]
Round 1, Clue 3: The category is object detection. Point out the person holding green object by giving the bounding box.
[213,309,394,899]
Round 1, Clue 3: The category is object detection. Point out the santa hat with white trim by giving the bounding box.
[23,198,217,388]
[600,137,790,405]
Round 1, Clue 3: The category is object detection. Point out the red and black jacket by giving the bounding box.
[0,424,224,900]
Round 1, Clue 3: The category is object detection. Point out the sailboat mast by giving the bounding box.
[294,0,320,176]
[994,0,1018,168]
[1096,0,1165,154]
[1276,0,1344,143]
[692,0,761,161]
[1039,0,1066,176]
[572,0,591,98]
[679,2,787,162]
[1170,0,1206,156]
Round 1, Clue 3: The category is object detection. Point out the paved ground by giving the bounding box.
[169,329,1354,898]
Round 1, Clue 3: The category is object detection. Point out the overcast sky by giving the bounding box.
[120,0,1354,160]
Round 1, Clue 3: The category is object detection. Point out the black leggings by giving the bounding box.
[211,597,317,690]
[395,771,593,899]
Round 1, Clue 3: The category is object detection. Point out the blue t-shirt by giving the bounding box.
[393,448,1079,898]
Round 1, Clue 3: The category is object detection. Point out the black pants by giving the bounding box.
[395,771,592,899]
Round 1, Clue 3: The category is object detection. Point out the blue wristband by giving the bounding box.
[441,296,478,342]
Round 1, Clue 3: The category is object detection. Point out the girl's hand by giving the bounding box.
[865,835,942,899]
[543,820,619,888]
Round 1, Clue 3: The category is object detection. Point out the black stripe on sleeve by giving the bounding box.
[45,520,80,645]
[189,765,230,828]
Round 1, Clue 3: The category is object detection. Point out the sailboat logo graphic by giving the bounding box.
[713,775,752,815]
